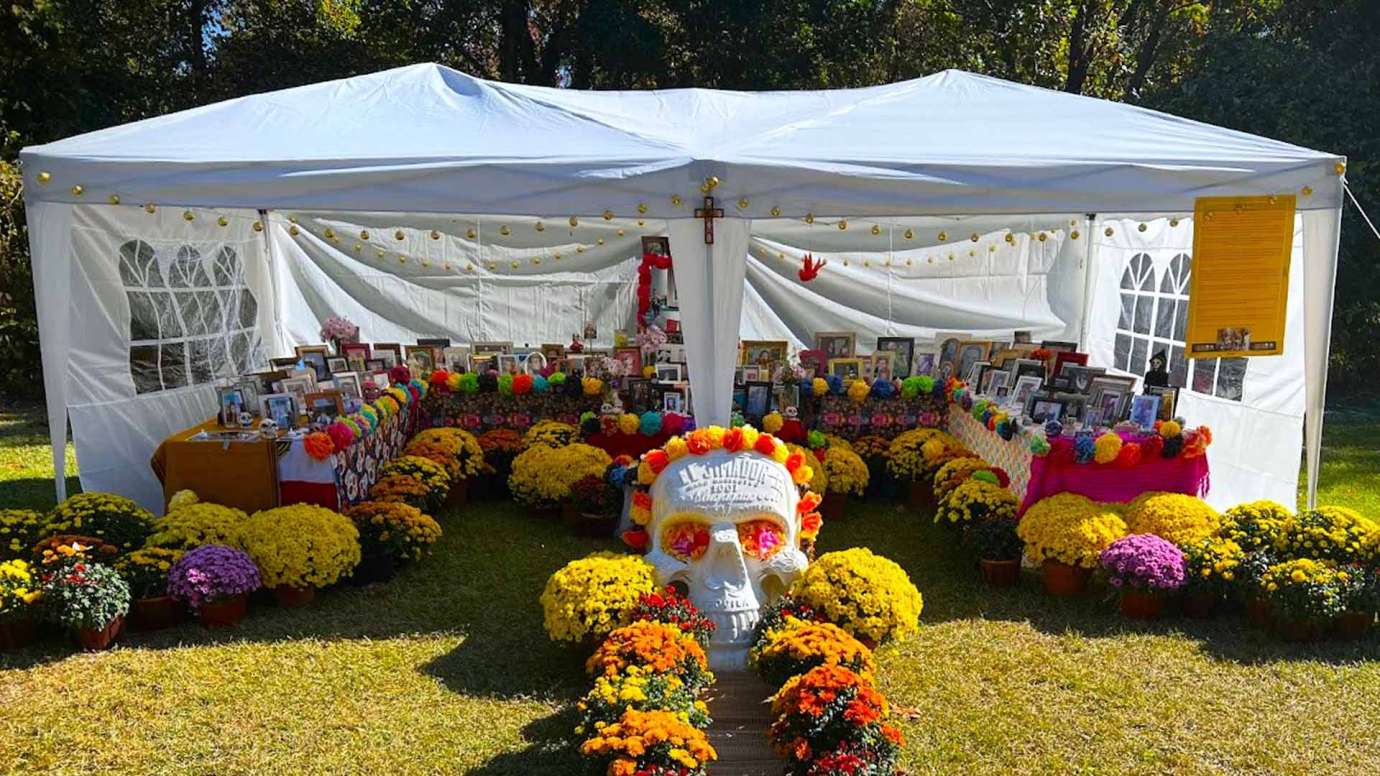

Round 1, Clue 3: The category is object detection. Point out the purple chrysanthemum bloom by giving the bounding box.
[168,544,261,609]
[1099,534,1185,592]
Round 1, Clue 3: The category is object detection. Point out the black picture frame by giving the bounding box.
[744,380,773,420]
[875,336,916,378]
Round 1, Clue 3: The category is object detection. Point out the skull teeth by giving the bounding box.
[707,609,761,648]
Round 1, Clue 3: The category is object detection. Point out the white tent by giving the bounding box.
[21,64,1345,512]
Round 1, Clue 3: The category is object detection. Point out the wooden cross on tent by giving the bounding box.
[694,196,725,245]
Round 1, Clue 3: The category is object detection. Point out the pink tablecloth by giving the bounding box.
[584,431,675,460]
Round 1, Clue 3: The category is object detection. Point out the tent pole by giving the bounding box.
[1076,213,1099,351]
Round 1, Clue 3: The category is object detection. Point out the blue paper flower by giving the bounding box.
[1074,435,1096,463]
[870,378,895,399]
[826,375,844,395]
[639,411,662,436]
[532,375,549,394]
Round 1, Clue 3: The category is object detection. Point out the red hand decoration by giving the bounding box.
[798,253,827,282]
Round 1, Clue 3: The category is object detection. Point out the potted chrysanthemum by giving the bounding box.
[567,475,622,537]
[1098,534,1186,619]
[40,559,130,650]
[967,517,1023,587]
[0,559,43,649]
[168,544,261,627]
[114,547,185,631]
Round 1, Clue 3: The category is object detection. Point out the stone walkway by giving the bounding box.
[706,671,780,775]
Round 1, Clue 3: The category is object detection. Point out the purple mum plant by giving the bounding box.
[1099,534,1186,592]
[167,544,261,609]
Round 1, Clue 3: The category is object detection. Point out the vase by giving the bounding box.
[1181,591,1219,619]
[906,480,931,512]
[272,585,316,608]
[447,477,469,509]
[350,553,398,586]
[1275,617,1323,643]
[130,595,181,631]
[75,616,123,651]
[821,492,848,522]
[1119,589,1164,619]
[1335,610,1373,640]
[1245,597,1272,628]
[979,559,1020,587]
[199,594,249,627]
[1042,560,1091,596]
[0,618,37,650]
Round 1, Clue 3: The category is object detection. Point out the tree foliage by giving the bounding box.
[0,0,1375,398]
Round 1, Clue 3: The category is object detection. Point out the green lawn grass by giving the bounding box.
[0,399,1377,774]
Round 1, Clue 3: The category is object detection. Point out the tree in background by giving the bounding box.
[0,0,1375,400]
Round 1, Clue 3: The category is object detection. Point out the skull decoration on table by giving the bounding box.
[644,447,810,670]
[238,411,255,429]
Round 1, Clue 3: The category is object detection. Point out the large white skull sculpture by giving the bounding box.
[646,448,809,670]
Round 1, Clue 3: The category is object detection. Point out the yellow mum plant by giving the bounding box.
[935,478,1017,526]
[144,502,248,550]
[821,447,868,496]
[510,443,613,508]
[540,551,656,644]
[1123,492,1220,546]
[785,443,828,495]
[344,500,442,565]
[0,559,42,619]
[579,708,717,775]
[1018,493,1128,568]
[45,492,157,554]
[1275,506,1378,564]
[524,420,580,449]
[404,428,485,480]
[1221,500,1292,552]
[885,428,942,481]
[749,620,876,687]
[790,548,923,644]
[0,509,48,560]
[378,455,452,511]
[240,504,361,589]
[932,457,991,502]
[1181,535,1245,597]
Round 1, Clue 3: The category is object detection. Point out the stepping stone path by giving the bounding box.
[706,672,780,775]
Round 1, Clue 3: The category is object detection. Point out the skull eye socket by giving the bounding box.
[738,519,786,560]
[661,521,710,562]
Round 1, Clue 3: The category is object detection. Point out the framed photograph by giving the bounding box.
[1146,385,1179,421]
[524,351,548,375]
[364,358,388,373]
[249,370,287,395]
[1055,393,1088,424]
[417,337,451,349]
[540,343,566,362]
[1089,384,1128,423]
[1013,330,1033,345]
[980,368,1010,397]
[1053,351,1089,380]
[656,363,684,382]
[1006,375,1043,413]
[260,393,298,429]
[295,345,332,382]
[964,360,990,386]
[613,346,643,377]
[936,337,963,381]
[563,354,587,376]
[327,356,350,375]
[798,349,828,378]
[744,381,773,419]
[875,337,915,377]
[368,372,392,390]
[989,347,1024,370]
[732,386,747,412]
[304,390,345,422]
[1129,394,1161,430]
[625,378,651,410]
[828,357,864,379]
[867,353,895,382]
[1060,364,1104,394]
[815,331,857,359]
[341,343,372,374]
[333,372,364,403]
[270,356,301,370]
[218,386,250,428]
[438,346,469,372]
[1028,396,1067,424]
[474,341,514,355]
[740,340,789,369]
[494,353,521,374]
[911,350,937,378]
[661,387,686,414]
[1011,358,1048,384]
[280,377,313,414]
[955,341,994,385]
[1041,340,1080,353]
[469,353,496,373]
[373,343,403,367]
[402,345,433,372]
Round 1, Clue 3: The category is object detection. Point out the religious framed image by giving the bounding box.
[373,343,403,367]
[494,353,521,374]
[327,356,350,375]
[1145,385,1179,421]
[1028,397,1067,424]
[828,357,864,379]
[341,343,372,374]
[334,372,364,403]
[964,360,990,387]
[798,349,827,378]
[280,377,313,415]
[874,337,915,377]
[744,381,773,420]
[980,368,1009,397]
[295,345,332,382]
[474,341,514,355]
[815,332,857,359]
[912,350,936,378]
[936,337,963,381]
[405,345,435,373]
[1129,394,1161,430]
[656,363,684,382]
[955,341,993,385]
[218,386,249,428]
[1006,375,1043,413]
[260,393,298,429]
[304,390,345,422]
[524,351,547,375]
[740,340,788,370]
[613,346,642,377]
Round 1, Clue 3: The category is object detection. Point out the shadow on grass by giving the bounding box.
[823,499,1380,666]
[0,476,82,511]
[464,706,585,775]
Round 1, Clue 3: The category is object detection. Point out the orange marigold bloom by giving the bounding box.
[722,427,744,452]
[644,448,670,474]
[798,491,822,513]
[754,434,778,456]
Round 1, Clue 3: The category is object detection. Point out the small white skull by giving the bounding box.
[647,448,808,670]
[785,406,800,419]
[238,411,254,428]
[258,417,279,437]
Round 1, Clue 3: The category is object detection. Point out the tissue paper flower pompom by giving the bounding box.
[454,372,477,394]
[618,413,640,435]
[1115,441,1142,468]
[639,411,662,436]
[548,371,567,386]
[762,411,784,433]
[388,365,412,384]
[429,369,450,389]
[326,421,356,452]
[826,375,845,395]
[497,373,515,396]
[846,378,871,403]
[582,376,604,396]
[512,373,534,395]
[304,431,335,462]
[812,378,829,397]
[1093,432,1122,464]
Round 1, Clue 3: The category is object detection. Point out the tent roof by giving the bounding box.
[21,63,1344,216]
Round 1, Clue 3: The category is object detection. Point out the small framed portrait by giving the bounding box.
[1011,358,1048,384]
[295,345,332,382]
[613,346,642,376]
[269,356,301,370]
[1013,330,1034,345]
[936,337,963,380]
[304,390,345,422]
[867,353,896,382]
[815,331,857,359]
[661,387,686,414]
[955,341,994,385]
[470,353,497,373]
[1060,364,1104,394]
[260,393,298,429]
[732,386,747,412]
[333,372,364,403]
[1129,394,1162,430]
[1041,340,1079,353]
[524,351,547,375]
[364,358,388,373]
[1088,383,1128,423]
[249,370,287,395]
[964,360,990,386]
[373,343,403,368]
[233,379,261,416]
[626,378,651,410]
[327,356,350,375]
[441,346,471,372]
[495,353,521,375]
[341,343,372,374]
[744,381,773,419]
[280,377,313,413]
[1053,351,1089,380]
[875,337,915,377]
[417,337,451,349]
[911,350,937,378]
[1028,396,1067,424]
[564,354,587,376]
[979,368,1009,397]
[828,357,864,379]
[218,386,249,428]
[656,363,684,382]
[1146,385,1179,421]
[541,343,566,362]
[368,372,392,390]
[405,345,435,373]
[797,349,827,378]
[740,340,789,369]
[1006,375,1043,413]
[474,341,514,355]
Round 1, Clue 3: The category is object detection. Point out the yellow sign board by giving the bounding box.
[1185,195,1294,359]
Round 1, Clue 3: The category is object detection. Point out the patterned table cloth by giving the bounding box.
[277,404,418,510]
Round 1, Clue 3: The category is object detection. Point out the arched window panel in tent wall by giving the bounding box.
[267,212,651,352]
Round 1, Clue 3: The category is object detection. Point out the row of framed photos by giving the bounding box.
[965,349,1179,431]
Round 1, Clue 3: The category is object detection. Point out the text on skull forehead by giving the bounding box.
[658,456,794,519]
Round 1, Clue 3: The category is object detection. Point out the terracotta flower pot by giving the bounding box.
[272,585,316,608]
[1042,560,1091,597]
[1275,617,1323,643]
[1246,597,1272,628]
[821,492,848,522]
[979,559,1021,587]
[1119,589,1164,620]
[446,477,469,509]
[130,595,181,631]
[75,616,123,651]
[1181,591,1219,619]
[199,594,248,628]
[906,480,932,512]
[1335,610,1373,640]
[0,618,38,650]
